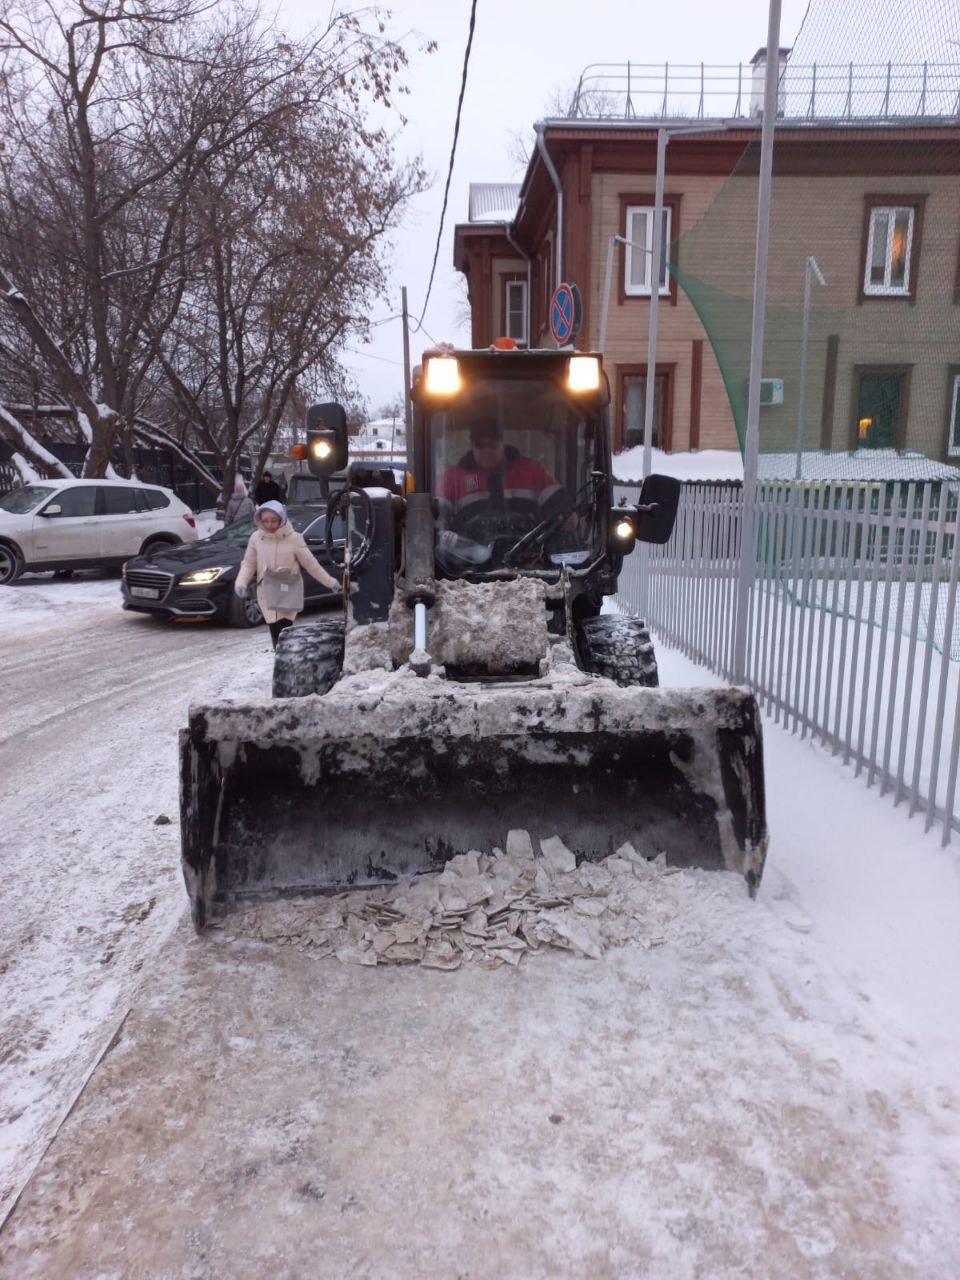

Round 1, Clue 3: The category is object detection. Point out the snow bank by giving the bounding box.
[615,447,743,483]
[614,446,960,485]
[195,510,221,539]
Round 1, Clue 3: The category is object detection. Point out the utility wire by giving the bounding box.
[344,346,405,367]
[414,0,479,330]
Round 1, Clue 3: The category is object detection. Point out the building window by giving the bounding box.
[852,366,911,451]
[948,372,960,458]
[859,195,925,303]
[624,206,671,297]
[504,278,528,344]
[864,207,914,296]
[619,364,675,451]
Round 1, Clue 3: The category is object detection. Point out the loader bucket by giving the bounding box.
[179,682,767,929]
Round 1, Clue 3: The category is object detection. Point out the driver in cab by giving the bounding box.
[437,418,566,535]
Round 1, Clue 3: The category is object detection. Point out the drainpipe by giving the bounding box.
[504,226,532,346]
[535,123,563,291]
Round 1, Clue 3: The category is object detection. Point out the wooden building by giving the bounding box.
[454,60,960,459]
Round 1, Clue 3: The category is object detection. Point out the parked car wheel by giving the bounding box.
[227,589,263,628]
[0,541,24,585]
[139,535,180,555]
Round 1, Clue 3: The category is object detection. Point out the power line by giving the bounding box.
[344,346,405,367]
[415,0,479,330]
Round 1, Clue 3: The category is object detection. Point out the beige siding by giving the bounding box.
[589,171,740,451]
[589,168,960,457]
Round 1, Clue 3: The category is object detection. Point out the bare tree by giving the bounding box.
[150,34,425,503]
[0,0,424,485]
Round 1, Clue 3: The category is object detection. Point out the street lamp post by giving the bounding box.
[732,0,783,684]
[794,255,827,481]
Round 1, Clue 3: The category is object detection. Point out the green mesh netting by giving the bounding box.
[667,0,960,483]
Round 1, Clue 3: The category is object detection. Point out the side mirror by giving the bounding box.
[40,503,63,517]
[306,402,348,477]
[609,474,681,556]
[635,473,680,545]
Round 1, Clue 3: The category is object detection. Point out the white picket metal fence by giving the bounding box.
[615,479,960,844]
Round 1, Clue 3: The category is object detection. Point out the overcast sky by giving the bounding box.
[277,0,813,412]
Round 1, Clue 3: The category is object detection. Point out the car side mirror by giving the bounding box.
[40,504,62,517]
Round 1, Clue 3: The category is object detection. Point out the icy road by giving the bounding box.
[1,575,959,1278]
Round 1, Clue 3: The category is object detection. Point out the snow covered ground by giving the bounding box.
[1,573,959,1275]
[0,574,275,1223]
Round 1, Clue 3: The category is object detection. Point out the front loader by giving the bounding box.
[180,346,767,928]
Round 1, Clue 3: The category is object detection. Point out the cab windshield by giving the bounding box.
[429,376,601,572]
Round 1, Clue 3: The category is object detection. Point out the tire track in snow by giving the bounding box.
[0,605,274,1218]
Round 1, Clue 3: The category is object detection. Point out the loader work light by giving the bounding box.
[305,402,348,476]
[567,356,601,394]
[614,517,636,540]
[424,356,461,396]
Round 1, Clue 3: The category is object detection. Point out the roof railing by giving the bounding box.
[567,62,960,123]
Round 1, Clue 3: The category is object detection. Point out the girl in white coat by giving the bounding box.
[234,501,340,648]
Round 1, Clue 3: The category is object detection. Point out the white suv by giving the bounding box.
[0,479,198,584]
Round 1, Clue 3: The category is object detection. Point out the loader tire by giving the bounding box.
[578,616,659,688]
[272,618,345,699]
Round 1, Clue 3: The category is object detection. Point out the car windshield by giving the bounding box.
[0,485,57,514]
[285,475,328,504]
[204,511,321,544]
[429,376,601,572]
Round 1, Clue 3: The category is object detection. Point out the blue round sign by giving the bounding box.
[550,282,582,346]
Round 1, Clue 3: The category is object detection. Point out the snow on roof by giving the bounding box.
[615,448,960,485]
[468,183,521,224]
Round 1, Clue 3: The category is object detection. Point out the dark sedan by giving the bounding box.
[121,506,344,627]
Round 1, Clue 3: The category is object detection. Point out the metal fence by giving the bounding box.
[568,61,960,123]
[616,479,960,844]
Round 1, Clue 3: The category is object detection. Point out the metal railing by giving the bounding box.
[616,479,960,844]
[568,62,960,123]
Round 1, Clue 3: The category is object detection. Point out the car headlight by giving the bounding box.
[179,566,228,585]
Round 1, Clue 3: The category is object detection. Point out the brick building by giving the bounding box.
[453,58,960,459]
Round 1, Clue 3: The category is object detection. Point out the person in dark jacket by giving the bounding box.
[254,471,282,504]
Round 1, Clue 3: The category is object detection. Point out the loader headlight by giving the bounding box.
[310,438,333,462]
[567,356,601,394]
[614,517,635,540]
[180,566,227,585]
[424,356,461,396]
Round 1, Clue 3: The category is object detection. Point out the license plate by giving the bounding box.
[131,586,160,599]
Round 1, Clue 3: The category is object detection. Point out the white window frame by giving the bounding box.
[504,278,528,345]
[948,374,960,458]
[624,205,672,298]
[863,205,915,297]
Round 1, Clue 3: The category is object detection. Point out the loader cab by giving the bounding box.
[412,350,611,575]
